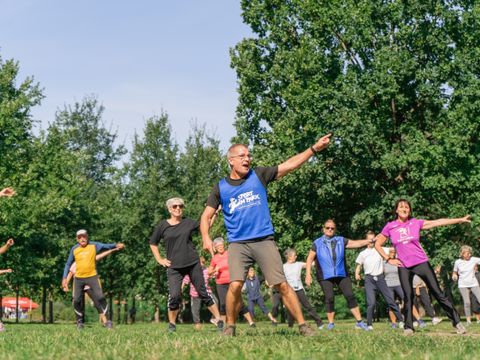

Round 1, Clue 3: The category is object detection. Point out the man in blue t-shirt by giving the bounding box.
[200,133,331,336]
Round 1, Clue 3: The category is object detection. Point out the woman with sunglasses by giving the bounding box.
[149,197,223,332]
[305,219,373,330]
[374,198,471,335]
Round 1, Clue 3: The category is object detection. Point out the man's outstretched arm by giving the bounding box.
[277,134,331,179]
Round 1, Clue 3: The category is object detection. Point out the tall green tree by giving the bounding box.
[231,0,480,265]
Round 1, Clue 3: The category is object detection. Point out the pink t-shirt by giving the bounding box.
[381,218,428,268]
[182,268,211,298]
[210,251,230,285]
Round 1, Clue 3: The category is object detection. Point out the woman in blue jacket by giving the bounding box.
[305,219,372,330]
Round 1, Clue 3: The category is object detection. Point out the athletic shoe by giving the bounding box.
[456,323,467,335]
[271,320,278,327]
[432,317,443,325]
[104,320,113,330]
[327,322,335,330]
[413,321,419,328]
[403,328,414,336]
[418,320,427,328]
[355,320,370,331]
[298,323,316,337]
[391,323,397,329]
[477,319,480,324]
[76,320,84,330]
[317,321,324,330]
[466,321,472,327]
[249,323,256,328]
[222,325,236,337]
[398,321,405,329]
[367,325,374,331]
[216,320,224,331]
[167,323,176,333]
[210,318,218,326]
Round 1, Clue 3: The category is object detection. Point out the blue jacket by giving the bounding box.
[312,235,348,280]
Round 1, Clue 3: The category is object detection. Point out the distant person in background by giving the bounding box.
[355,232,403,330]
[412,275,442,325]
[374,198,469,335]
[305,219,372,331]
[62,229,124,330]
[208,237,254,326]
[244,267,278,325]
[0,187,15,332]
[182,256,219,330]
[283,248,323,328]
[469,270,480,323]
[452,245,480,325]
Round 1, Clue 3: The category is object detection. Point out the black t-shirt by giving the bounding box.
[149,218,200,269]
[206,166,278,209]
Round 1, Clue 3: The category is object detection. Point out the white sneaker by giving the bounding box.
[367,325,374,331]
[466,321,472,327]
[456,323,467,335]
[398,321,405,329]
[477,319,480,324]
[413,321,419,328]
[432,317,443,325]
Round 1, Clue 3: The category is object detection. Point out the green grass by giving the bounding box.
[0,320,479,360]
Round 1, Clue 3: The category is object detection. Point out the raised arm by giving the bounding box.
[0,238,14,255]
[345,238,372,249]
[305,250,317,286]
[95,247,120,261]
[276,134,331,179]
[200,206,217,255]
[0,187,16,197]
[0,269,12,275]
[422,215,471,230]
[149,244,171,267]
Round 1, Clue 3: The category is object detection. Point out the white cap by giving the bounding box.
[76,229,88,236]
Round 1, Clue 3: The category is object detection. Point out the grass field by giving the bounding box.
[0,320,479,360]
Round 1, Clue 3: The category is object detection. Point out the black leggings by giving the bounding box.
[399,261,460,330]
[287,289,323,327]
[216,283,249,317]
[320,277,358,313]
[73,275,108,322]
[167,262,214,311]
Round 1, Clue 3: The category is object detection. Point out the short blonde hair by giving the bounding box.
[460,245,473,258]
[165,197,185,209]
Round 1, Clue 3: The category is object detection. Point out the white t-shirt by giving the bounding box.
[355,247,389,276]
[453,257,480,288]
[283,262,305,290]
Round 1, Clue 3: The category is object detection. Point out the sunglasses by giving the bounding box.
[230,154,253,161]
[324,227,335,230]
[171,204,184,209]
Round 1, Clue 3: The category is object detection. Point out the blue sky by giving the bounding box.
[0,1,252,152]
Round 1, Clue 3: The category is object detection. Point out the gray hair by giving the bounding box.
[460,245,473,257]
[227,143,248,159]
[213,237,225,246]
[165,197,185,209]
[284,248,297,258]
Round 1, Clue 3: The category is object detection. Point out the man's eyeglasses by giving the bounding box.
[171,204,184,209]
[324,227,335,230]
[230,154,253,161]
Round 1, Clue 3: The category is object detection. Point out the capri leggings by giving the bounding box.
[320,276,358,313]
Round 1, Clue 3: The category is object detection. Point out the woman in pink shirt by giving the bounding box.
[208,237,254,326]
[375,199,470,335]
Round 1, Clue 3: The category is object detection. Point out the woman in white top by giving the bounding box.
[452,245,480,324]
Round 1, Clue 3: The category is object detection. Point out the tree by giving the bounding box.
[231,0,480,266]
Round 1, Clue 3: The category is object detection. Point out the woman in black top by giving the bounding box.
[149,197,223,332]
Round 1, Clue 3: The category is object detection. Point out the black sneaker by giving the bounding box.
[76,320,84,330]
[271,320,278,327]
[249,323,256,328]
[216,320,224,331]
[222,325,236,336]
[167,322,176,333]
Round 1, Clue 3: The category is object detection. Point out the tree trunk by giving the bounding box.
[48,293,54,324]
[123,301,128,324]
[154,302,160,323]
[116,295,121,323]
[108,294,113,321]
[41,287,47,323]
[130,296,136,324]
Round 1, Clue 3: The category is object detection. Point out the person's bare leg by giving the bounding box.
[412,305,421,321]
[327,312,335,323]
[168,309,179,324]
[243,311,254,325]
[207,303,221,320]
[267,312,277,323]
[226,281,244,326]
[350,307,363,321]
[221,315,226,322]
[276,282,305,324]
[99,314,107,324]
[389,309,396,323]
